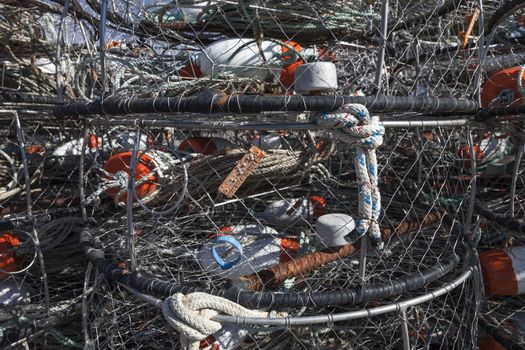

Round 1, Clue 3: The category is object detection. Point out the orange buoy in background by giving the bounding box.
[178,137,233,155]
[481,66,525,108]
[0,232,21,279]
[479,247,525,296]
[102,149,179,204]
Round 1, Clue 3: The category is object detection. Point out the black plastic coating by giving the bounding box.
[54,93,480,116]
[0,91,68,105]
[474,203,525,234]
[479,318,525,350]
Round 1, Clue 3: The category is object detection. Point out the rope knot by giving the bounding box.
[318,104,384,249]
[162,292,271,350]
[317,104,384,149]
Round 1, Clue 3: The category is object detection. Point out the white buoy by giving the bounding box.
[315,213,355,248]
[294,62,338,94]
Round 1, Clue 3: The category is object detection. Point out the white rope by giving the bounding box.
[316,103,384,249]
[162,292,270,350]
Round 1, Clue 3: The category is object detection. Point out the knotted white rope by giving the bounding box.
[162,292,270,350]
[316,103,384,249]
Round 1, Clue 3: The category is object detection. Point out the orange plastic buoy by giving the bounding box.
[309,195,327,219]
[103,151,158,202]
[279,40,304,88]
[481,66,525,108]
[178,137,233,155]
[479,247,525,296]
[278,237,300,263]
[88,134,99,149]
[0,232,21,279]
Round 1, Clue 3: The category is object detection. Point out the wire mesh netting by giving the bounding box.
[1,0,525,349]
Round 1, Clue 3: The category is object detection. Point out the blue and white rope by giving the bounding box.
[317,104,384,249]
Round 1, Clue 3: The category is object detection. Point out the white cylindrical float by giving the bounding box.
[315,213,355,248]
[256,196,327,228]
[197,224,299,279]
[294,62,338,94]
[479,246,525,296]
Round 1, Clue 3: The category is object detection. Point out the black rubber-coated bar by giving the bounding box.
[81,227,462,309]
[474,203,525,234]
[0,91,68,105]
[476,104,525,119]
[54,92,480,116]
[479,318,525,350]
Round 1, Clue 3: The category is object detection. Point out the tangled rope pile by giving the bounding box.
[317,104,384,248]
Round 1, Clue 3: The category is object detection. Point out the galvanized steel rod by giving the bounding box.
[375,0,390,90]
[400,307,411,350]
[85,118,470,130]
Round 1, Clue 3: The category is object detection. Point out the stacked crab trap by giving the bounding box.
[2,0,525,349]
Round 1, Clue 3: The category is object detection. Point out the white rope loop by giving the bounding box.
[317,104,384,249]
[162,292,268,350]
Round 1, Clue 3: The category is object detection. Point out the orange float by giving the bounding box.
[102,149,182,204]
[481,66,525,108]
[479,247,525,296]
[309,195,328,218]
[103,151,159,203]
[0,232,21,279]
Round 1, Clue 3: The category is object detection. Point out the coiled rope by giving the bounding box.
[162,292,271,350]
[316,104,384,248]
